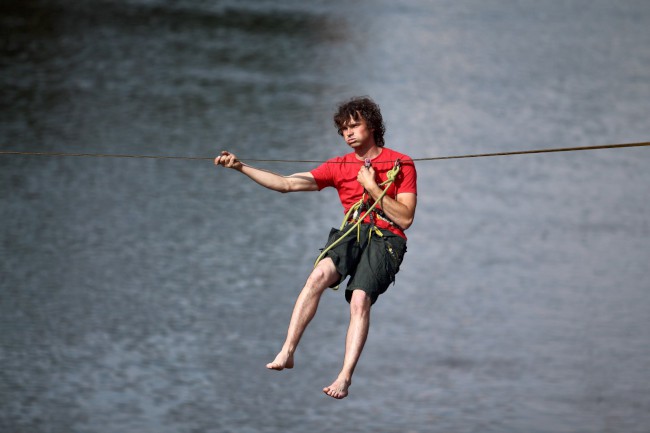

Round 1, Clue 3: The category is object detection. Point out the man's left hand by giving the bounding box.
[357,166,378,191]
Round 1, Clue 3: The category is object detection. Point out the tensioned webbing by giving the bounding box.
[1,141,648,163]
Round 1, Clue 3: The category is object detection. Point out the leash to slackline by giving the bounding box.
[313,158,402,274]
[1,141,648,163]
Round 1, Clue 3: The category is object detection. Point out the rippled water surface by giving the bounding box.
[2,1,650,432]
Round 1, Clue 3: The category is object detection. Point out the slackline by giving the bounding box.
[0,141,648,164]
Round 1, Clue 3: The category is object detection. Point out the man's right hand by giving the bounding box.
[213,150,317,193]
[214,151,242,171]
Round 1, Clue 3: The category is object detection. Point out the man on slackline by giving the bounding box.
[214,96,417,399]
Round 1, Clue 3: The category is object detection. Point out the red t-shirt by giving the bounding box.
[310,147,417,238]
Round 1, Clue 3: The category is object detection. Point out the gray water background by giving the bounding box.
[1,1,650,432]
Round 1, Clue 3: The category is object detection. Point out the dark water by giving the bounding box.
[2,1,650,432]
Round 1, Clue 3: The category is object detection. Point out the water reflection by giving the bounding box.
[1,0,345,159]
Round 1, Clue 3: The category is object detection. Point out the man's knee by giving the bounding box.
[349,289,372,315]
[306,258,339,290]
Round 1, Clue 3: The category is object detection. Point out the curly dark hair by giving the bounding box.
[333,96,386,147]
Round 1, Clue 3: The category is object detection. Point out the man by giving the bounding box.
[214,96,417,399]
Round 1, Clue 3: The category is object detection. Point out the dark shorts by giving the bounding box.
[319,224,407,304]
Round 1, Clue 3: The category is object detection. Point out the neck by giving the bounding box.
[354,143,382,160]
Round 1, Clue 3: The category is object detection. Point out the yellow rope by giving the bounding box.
[313,162,401,271]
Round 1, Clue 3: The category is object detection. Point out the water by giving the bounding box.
[2,1,650,432]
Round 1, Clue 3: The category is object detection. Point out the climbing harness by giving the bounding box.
[313,158,402,270]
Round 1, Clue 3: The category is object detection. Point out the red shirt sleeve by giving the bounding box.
[310,157,337,191]
[395,158,417,195]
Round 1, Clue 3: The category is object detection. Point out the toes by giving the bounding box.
[323,385,347,399]
[266,362,283,371]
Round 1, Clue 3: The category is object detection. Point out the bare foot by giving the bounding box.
[266,351,294,370]
[323,376,351,399]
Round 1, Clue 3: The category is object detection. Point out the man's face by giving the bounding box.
[340,116,374,149]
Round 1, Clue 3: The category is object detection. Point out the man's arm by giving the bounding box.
[214,151,319,193]
[357,166,417,230]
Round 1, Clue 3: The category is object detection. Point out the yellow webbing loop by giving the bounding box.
[313,161,401,274]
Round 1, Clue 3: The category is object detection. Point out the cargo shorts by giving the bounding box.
[319,223,407,304]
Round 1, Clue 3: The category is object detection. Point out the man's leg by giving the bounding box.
[266,257,340,370]
[323,289,371,399]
